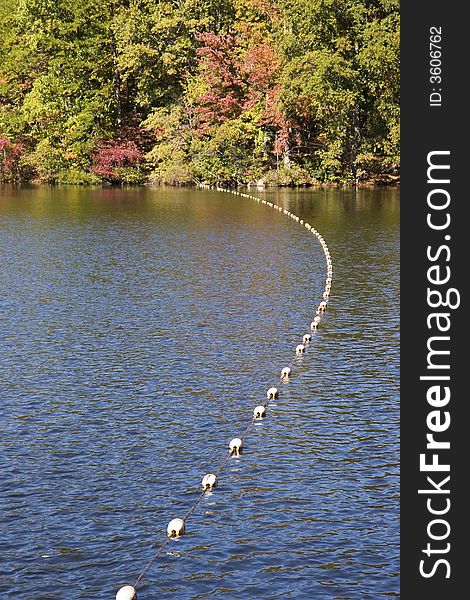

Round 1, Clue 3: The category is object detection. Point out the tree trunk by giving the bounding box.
[350,105,362,182]
[283,143,291,167]
[283,127,292,167]
[111,39,122,130]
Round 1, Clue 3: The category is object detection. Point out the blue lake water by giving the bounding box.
[0,186,399,599]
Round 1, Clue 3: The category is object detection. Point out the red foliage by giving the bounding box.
[242,43,280,90]
[195,33,246,133]
[0,136,10,152]
[250,0,280,21]
[194,33,285,150]
[242,42,280,111]
[0,135,24,181]
[92,140,142,181]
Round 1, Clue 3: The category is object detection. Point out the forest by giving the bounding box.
[0,0,399,186]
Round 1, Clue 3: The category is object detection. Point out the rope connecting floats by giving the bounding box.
[115,188,333,600]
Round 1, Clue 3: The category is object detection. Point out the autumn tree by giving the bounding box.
[0,0,399,184]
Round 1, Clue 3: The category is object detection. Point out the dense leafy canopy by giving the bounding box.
[0,0,399,185]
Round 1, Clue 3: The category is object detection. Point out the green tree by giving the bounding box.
[1,0,124,182]
[111,0,236,111]
[277,0,399,181]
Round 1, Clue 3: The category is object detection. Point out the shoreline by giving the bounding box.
[4,175,400,190]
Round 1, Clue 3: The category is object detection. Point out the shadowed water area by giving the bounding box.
[0,186,399,599]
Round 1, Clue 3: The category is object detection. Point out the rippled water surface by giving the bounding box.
[0,186,399,599]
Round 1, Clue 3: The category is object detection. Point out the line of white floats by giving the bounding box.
[115,188,333,600]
